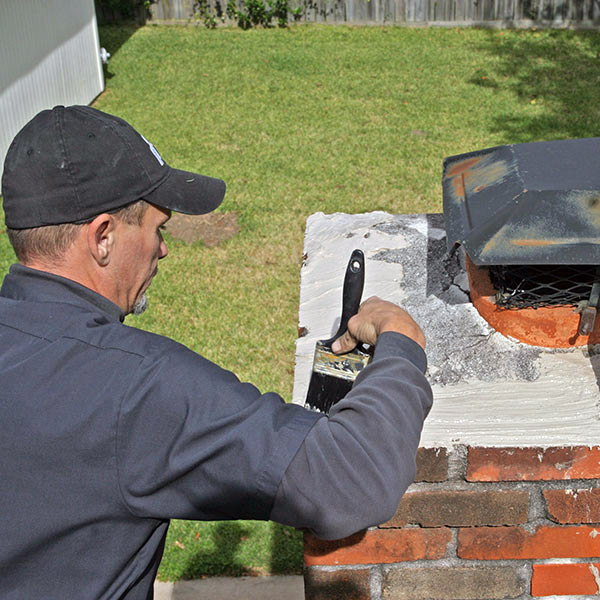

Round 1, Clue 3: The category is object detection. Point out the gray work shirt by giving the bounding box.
[0,264,432,599]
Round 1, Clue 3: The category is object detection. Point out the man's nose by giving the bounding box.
[158,235,168,259]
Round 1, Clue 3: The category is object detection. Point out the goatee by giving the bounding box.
[132,293,148,316]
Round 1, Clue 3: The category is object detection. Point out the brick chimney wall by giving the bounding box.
[303,446,600,599]
[296,212,600,600]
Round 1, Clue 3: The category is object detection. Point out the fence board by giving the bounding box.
[151,0,195,20]
[146,0,600,23]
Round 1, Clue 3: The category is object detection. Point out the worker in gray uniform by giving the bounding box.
[0,105,433,599]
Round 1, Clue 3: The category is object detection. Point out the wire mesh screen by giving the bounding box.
[488,264,600,309]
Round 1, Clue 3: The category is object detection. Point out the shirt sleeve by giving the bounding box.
[115,339,323,522]
[270,331,433,540]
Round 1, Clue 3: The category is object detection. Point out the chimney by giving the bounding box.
[295,141,600,599]
[443,138,600,348]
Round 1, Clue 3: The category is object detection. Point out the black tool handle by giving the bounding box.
[321,249,365,349]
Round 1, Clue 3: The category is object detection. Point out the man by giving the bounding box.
[0,105,432,599]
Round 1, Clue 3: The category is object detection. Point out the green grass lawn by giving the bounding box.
[3,23,600,580]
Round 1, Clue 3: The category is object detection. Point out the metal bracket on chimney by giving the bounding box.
[578,270,600,336]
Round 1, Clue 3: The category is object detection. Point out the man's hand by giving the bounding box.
[331,296,426,354]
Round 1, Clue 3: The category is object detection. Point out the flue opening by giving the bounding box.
[465,257,600,348]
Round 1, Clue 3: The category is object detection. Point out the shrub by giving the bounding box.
[193,0,303,29]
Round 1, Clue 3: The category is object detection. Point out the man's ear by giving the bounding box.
[87,214,116,267]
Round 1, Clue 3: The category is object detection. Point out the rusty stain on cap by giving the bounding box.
[443,138,600,266]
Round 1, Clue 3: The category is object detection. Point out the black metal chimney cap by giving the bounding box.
[442,138,600,265]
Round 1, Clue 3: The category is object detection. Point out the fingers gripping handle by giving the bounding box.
[321,249,365,349]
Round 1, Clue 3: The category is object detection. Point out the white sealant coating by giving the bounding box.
[589,563,600,593]
[293,212,600,448]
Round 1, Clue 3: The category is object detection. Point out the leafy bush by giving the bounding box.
[193,0,302,29]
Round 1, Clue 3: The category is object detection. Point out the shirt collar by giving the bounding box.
[1,264,125,322]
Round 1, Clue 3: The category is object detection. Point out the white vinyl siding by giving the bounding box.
[0,0,104,179]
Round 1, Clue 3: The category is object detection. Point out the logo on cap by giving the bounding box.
[141,135,165,166]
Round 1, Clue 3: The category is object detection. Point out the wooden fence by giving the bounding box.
[147,0,600,24]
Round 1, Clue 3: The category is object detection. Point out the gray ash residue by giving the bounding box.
[371,248,404,263]
[369,214,542,387]
[372,222,409,236]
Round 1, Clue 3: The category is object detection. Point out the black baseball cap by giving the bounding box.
[1,105,226,229]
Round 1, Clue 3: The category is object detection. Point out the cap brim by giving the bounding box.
[143,166,226,215]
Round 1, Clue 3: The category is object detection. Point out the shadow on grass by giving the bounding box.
[470,29,600,142]
[178,522,253,578]
[270,523,304,574]
[169,521,303,580]
[97,25,143,80]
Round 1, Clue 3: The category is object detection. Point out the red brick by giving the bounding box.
[383,566,525,599]
[383,490,529,528]
[458,525,600,560]
[304,567,372,600]
[467,447,600,481]
[532,563,600,596]
[545,488,600,524]
[304,528,452,566]
[415,447,448,482]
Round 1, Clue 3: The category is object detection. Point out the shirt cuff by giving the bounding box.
[373,331,427,373]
